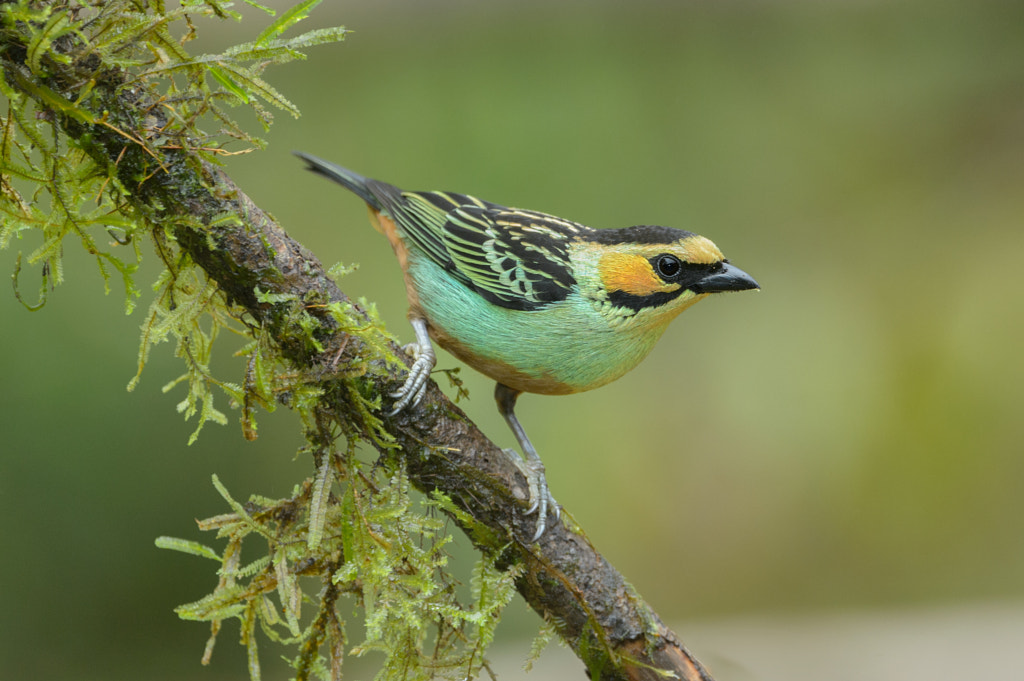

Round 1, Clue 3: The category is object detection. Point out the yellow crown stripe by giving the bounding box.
[678,235,724,265]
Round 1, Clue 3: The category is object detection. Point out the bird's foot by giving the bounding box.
[503,448,560,541]
[388,340,435,415]
[388,318,436,416]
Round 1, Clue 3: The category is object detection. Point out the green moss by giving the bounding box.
[1,2,521,679]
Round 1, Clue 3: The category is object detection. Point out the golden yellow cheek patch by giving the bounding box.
[598,252,679,296]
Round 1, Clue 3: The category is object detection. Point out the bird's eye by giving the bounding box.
[655,254,682,279]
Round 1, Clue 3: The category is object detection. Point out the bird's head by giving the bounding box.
[577,225,759,328]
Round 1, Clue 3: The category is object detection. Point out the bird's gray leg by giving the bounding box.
[495,383,560,541]
[389,317,436,415]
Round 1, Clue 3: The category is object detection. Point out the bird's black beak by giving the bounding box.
[690,262,760,294]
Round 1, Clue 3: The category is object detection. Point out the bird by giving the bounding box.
[295,152,759,541]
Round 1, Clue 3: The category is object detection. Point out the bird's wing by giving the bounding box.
[396,191,583,311]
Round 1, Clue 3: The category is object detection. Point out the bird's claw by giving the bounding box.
[388,343,434,416]
[503,448,560,541]
[387,319,436,417]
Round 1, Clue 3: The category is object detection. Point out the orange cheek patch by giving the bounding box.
[599,252,671,296]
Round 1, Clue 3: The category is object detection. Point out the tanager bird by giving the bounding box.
[296,152,759,540]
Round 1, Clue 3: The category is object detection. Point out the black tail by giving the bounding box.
[293,151,382,210]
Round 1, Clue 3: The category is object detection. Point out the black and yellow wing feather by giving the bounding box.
[295,152,585,312]
[387,190,585,312]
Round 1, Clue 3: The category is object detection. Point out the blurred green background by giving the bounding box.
[3,1,1023,679]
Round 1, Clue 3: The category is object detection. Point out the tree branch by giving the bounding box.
[175,153,715,681]
[1,13,715,681]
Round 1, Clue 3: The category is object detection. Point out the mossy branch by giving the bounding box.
[1,2,715,679]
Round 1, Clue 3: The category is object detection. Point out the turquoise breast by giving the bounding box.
[406,254,670,395]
